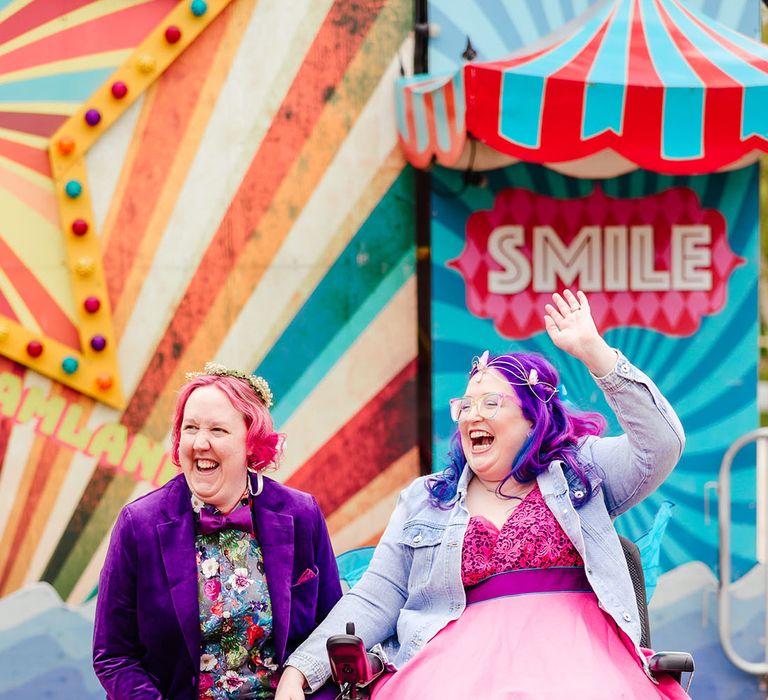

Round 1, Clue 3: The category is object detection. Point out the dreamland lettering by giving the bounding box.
[0,370,177,487]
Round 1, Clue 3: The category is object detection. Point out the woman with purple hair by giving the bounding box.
[277,289,689,699]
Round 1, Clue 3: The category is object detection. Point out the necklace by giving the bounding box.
[474,477,528,500]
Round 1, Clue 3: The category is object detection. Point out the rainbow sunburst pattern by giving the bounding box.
[0,0,418,611]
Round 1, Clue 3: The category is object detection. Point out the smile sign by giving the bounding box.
[448,186,744,338]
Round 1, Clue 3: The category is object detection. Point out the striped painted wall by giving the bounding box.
[0,0,418,614]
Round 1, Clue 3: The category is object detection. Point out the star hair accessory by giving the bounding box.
[471,351,558,404]
[185,362,274,408]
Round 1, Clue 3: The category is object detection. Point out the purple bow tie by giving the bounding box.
[198,505,253,536]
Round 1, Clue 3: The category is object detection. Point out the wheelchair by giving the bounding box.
[620,535,695,689]
[326,536,694,699]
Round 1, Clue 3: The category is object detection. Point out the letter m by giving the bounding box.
[533,225,601,292]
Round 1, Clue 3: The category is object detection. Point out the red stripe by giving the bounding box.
[442,79,464,163]
[654,0,743,166]
[423,92,439,161]
[0,438,60,591]
[39,460,118,586]
[0,136,50,176]
[536,7,613,159]
[613,0,665,163]
[0,382,85,591]
[463,8,595,151]
[465,62,504,147]
[0,0,97,45]
[484,36,570,72]
[402,88,429,167]
[670,0,768,164]
[443,80,457,139]
[103,5,234,308]
[0,112,66,138]
[286,361,417,516]
[0,238,80,348]
[0,2,176,74]
[458,0,768,173]
[121,0,387,433]
[674,0,768,73]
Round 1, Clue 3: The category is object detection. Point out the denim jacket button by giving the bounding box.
[573,490,584,499]
[622,612,632,622]
[412,534,423,544]
[620,363,630,374]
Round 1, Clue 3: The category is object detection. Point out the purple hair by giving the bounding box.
[171,375,283,471]
[427,351,606,508]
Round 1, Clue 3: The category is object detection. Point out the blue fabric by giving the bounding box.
[336,547,376,589]
[636,501,675,603]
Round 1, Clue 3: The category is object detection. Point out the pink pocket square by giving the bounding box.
[295,567,317,585]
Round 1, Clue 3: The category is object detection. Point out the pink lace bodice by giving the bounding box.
[461,485,583,586]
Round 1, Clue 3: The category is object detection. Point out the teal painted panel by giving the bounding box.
[256,168,415,426]
[431,162,759,580]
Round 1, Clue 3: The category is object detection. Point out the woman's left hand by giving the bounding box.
[275,666,308,700]
[543,289,617,376]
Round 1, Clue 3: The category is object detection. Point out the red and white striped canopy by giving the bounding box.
[396,0,768,176]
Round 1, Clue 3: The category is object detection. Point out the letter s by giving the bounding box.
[487,226,530,294]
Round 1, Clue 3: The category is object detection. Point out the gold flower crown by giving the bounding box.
[185,362,274,408]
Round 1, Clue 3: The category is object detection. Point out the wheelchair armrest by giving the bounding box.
[649,650,695,690]
[648,651,695,675]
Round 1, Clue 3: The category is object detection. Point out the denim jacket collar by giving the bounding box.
[456,463,473,497]
[459,456,602,503]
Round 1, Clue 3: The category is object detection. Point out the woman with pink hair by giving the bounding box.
[94,364,341,699]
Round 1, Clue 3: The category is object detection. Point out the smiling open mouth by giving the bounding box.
[469,430,494,452]
[196,459,219,472]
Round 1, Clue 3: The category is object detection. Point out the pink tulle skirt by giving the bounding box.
[371,569,690,700]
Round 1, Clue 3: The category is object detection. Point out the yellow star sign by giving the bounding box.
[0,0,234,409]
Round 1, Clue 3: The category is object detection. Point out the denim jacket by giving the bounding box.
[288,351,685,691]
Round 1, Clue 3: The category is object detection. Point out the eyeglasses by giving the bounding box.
[449,392,517,422]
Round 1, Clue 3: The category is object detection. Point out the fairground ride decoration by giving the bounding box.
[0,0,234,408]
[396,0,768,177]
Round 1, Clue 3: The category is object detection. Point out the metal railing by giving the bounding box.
[718,427,768,678]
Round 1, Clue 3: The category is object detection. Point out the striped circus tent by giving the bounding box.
[0,0,418,608]
[396,0,768,176]
[395,71,465,169]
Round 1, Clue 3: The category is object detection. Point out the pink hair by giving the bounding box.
[171,374,283,471]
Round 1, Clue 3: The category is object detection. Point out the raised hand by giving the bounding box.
[543,290,617,377]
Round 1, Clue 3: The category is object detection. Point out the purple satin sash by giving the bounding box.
[464,567,591,606]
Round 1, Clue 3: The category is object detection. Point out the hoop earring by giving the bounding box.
[248,470,264,497]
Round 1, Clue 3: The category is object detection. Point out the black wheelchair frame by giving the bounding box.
[619,535,695,690]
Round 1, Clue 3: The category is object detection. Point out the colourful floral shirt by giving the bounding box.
[196,504,278,698]
[461,485,583,586]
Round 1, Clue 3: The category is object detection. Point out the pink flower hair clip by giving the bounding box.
[471,350,491,382]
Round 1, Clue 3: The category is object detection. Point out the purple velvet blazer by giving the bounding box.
[93,472,342,699]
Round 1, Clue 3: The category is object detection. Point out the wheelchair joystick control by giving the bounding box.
[327,622,385,700]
